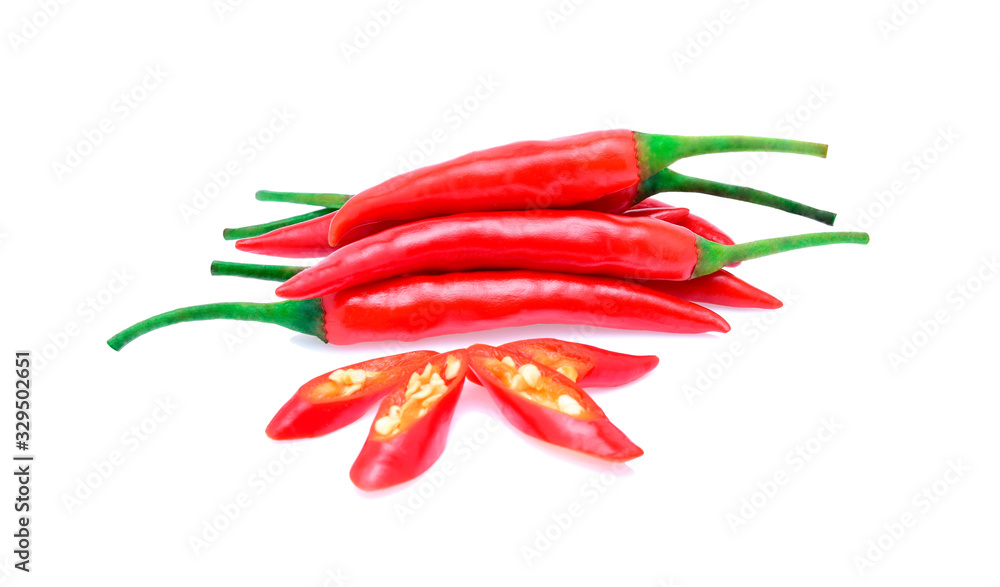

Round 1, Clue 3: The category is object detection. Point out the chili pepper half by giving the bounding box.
[275,210,868,300]
[466,338,659,388]
[107,269,730,350]
[350,351,468,491]
[323,130,833,245]
[265,350,437,440]
[467,344,642,461]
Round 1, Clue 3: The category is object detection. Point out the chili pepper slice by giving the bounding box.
[326,130,832,246]
[265,350,438,440]
[466,338,659,388]
[275,210,868,300]
[107,269,730,350]
[350,351,468,491]
[638,270,782,309]
[466,344,642,461]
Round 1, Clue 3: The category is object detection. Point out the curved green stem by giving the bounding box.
[210,261,306,282]
[693,232,870,278]
[107,299,326,351]
[256,190,352,207]
[634,133,828,180]
[639,168,836,226]
[223,208,336,240]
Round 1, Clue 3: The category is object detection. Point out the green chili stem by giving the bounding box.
[223,208,336,240]
[210,261,306,282]
[634,133,828,180]
[693,232,870,278]
[107,298,326,351]
[255,190,352,207]
[639,168,836,226]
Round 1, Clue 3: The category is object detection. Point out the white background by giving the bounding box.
[2,0,998,585]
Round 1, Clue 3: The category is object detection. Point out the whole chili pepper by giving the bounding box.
[466,338,659,388]
[274,210,868,300]
[209,260,780,310]
[323,130,833,245]
[265,350,437,440]
[350,351,468,491]
[107,269,730,350]
[466,344,643,461]
[234,199,689,259]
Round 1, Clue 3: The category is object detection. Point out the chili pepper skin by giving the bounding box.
[234,212,409,259]
[276,210,868,300]
[223,207,336,241]
[350,351,468,491]
[265,350,437,440]
[620,205,690,223]
[466,345,642,461]
[326,131,833,245]
[638,270,782,309]
[466,338,659,388]
[233,200,689,260]
[107,269,730,350]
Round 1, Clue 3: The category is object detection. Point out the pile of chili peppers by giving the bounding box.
[108,129,869,489]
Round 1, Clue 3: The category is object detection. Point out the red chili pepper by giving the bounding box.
[466,338,659,388]
[637,270,782,309]
[350,351,468,490]
[107,269,730,350]
[466,344,642,461]
[323,130,833,245]
[275,210,868,300]
[234,211,412,259]
[234,200,688,260]
[265,350,437,440]
[209,260,777,310]
[628,198,739,265]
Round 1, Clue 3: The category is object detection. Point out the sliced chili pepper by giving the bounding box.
[107,269,730,351]
[350,351,468,491]
[266,350,437,440]
[275,210,868,300]
[466,338,658,388]
[466,344,642,461]
[325,130,832,246]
